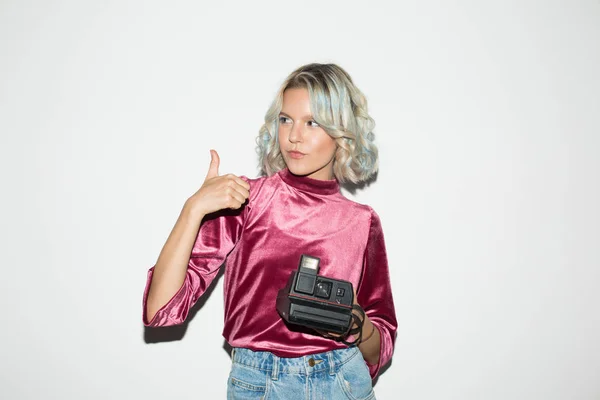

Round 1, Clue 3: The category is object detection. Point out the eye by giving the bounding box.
[307,120,320,128]
[278,116,292,124]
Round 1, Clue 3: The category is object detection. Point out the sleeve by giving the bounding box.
[357,208,398,379]
[142,191,250,327]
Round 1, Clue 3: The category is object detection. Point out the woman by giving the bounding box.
[143,63,397,399]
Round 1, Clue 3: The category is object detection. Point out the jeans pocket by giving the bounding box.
[227,364,268,400]
[336,352,375,400]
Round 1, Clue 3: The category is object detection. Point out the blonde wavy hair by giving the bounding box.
[256,63,378,184]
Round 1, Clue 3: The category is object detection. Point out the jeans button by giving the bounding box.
[308,358,315,367]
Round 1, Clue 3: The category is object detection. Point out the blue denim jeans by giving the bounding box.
[227,346,375,400]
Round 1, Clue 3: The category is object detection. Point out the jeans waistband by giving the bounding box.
[231,346,360,380]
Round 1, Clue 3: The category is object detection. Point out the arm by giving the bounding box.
[356,309,382,366]
[356,209,398,378]
[144,203,206,323]
[143,150,250,326]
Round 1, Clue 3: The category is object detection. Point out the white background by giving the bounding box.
[1,1,599,399]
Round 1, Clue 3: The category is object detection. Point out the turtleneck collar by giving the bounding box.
[278,168,340,195]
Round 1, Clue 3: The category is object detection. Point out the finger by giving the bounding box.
[222,187,247,209]
[205,149,220,180]
[224,174,250,193]
[235,176,251,191]
[314,329,340,338]
[230,182,250,200]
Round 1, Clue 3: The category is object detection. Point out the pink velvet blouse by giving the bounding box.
[142,168,397,378]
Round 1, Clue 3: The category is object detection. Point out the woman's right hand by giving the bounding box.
[185,150,251,217]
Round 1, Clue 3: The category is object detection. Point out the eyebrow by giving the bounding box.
[279,111,314,120]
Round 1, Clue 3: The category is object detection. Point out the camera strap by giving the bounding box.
[337,304,366,346]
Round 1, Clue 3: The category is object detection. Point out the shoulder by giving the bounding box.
[337,196,381,223]
[241,172,281,192]
[338,198,385,239]
[240,173,282,205]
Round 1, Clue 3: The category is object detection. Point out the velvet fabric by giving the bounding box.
[142,168,397,378]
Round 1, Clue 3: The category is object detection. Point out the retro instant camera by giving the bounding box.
[276,255,355,334]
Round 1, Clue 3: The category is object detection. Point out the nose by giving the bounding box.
[288,121,303,143]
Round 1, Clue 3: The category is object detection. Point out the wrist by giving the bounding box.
[359,320,376,345]
[182,199,207,222]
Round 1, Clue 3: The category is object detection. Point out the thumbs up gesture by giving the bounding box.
[186,150,251,217]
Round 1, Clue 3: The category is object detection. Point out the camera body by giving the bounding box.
[276,255,354,334]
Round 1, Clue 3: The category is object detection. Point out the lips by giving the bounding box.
[288,150,305,159]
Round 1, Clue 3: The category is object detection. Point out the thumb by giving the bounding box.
[205,149,220,180]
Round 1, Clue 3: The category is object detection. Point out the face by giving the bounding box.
[278,88,337,181]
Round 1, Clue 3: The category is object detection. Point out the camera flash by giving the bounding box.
[294,255,321,295]
[300,255,320,271]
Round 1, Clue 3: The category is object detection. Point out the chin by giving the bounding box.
[287,164,311,177]
[287,162,332,180]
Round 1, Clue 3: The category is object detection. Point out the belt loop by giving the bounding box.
[271,354,280,381]
[328,351,335,376]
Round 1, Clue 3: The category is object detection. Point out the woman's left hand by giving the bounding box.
[314,288,360,340]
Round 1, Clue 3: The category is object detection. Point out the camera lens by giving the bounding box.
[315,280,332,299]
